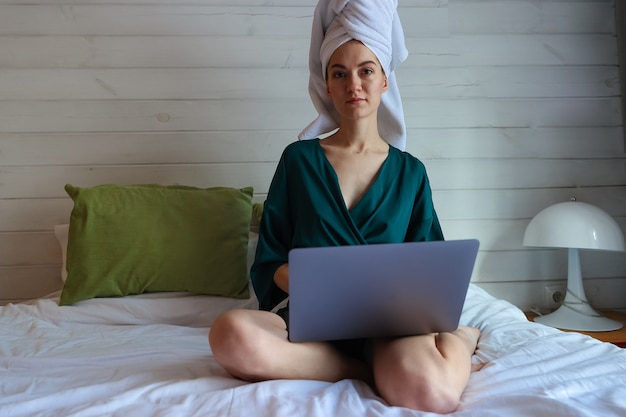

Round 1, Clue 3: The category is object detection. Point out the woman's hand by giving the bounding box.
[273,264,290,293]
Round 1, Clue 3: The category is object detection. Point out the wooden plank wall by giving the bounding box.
[1,0,624,310]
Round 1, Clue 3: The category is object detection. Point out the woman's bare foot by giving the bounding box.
[452,326,484,371]
[453,326,480,351]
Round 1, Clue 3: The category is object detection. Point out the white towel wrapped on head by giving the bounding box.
[298,0,409,150]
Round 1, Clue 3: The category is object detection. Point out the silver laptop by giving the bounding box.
[287,239,479,342]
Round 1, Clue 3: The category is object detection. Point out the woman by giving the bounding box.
[209,1,480,413]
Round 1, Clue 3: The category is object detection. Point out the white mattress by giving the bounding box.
[1,284,625,417]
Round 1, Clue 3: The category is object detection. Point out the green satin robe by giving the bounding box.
[251,139,444,311]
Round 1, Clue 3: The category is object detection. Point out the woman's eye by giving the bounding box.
[332,72,346,78]
[362,68,373,75]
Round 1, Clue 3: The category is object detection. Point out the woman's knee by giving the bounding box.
[210,312,255,370]
[371,339,462,414]
[375,365,459,413]
[210,310,245,349]
[208,310,281,381]
[382,373,458,413]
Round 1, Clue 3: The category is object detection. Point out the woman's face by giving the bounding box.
[326,40,388,122]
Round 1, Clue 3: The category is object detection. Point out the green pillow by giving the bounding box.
[60,184,253,306]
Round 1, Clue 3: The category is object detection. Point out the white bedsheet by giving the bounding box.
[1,285,625,417]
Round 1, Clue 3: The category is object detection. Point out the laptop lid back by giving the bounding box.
[287,239,479,342]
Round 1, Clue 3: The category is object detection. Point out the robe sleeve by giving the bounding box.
[404,164,444,243]
[250,151,291,311]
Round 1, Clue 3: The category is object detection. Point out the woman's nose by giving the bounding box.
[346,73,361,92]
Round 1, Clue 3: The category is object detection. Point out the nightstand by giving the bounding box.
[525,310,626,347]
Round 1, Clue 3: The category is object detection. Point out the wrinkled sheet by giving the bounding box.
[1,285,625,417]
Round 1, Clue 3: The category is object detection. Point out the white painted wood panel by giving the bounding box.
[0,66,619,100]
[0,35,617,69]
[452,1,615,34]
[0,2,612,37]
[0,98,619,133]
[0,266,61,303]
[433,187,626,220]
[0,0,446,4]
[0,132,294,165]
[0,159,623,200]
[0,199,74,232]
[0,232,60,266]
[408,127,625,159]
[407,35,618,66]
[0,164,277,199]
[1,127,622,167]
[0,5,447,38]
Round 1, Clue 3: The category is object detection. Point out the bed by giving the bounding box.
[3,283,626,417]
[2,184,626,417]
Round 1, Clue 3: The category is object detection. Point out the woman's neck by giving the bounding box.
[329,118,387,154]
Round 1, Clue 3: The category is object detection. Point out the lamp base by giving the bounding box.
[534,304,624,332]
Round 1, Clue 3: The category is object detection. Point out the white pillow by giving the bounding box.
[54,224,70,282]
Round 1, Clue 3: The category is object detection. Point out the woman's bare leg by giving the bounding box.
[209,309,372,383]
[370,326,480,414]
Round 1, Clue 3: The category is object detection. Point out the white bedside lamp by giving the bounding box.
[523,199,626,331]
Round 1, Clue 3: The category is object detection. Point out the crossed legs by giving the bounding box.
[208,309,480,414]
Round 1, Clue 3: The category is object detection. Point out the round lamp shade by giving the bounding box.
[523,200,626,252]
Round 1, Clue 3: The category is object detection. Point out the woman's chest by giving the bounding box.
[327,153,388,210]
